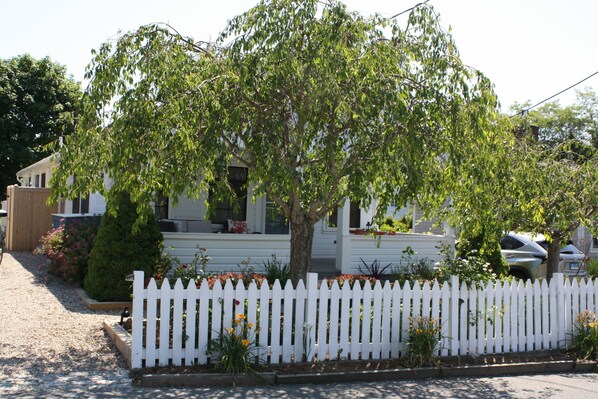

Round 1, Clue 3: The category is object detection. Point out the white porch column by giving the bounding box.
[335,199,352,272]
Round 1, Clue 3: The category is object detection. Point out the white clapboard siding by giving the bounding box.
[130,271,598,369]
[163,232,291,269]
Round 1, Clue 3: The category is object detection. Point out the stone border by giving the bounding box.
[75,287,132,310]
[103,320,132,369]
[102,321,597,388]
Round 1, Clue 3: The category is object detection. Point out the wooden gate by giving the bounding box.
[5,185,57,251]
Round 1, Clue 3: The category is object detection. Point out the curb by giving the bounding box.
[134,360,597,388]
[75,287,132,311]
[141,372,277,388]
[103,320,132,369]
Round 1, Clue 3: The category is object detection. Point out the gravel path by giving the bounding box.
[0,251,131,395]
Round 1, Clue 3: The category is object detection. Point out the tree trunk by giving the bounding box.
[546,235,562,280]
[289,217,315,286]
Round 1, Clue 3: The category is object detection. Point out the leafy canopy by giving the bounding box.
[52,0,500,281]
[0,55,81,199]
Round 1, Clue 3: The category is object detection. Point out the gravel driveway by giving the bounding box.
[0,251,131,395]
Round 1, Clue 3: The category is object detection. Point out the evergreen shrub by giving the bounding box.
[84,191,163,301]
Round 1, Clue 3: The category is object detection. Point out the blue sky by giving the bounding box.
[2,0,597,111]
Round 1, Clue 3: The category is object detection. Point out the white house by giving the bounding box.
[16,157,455,274]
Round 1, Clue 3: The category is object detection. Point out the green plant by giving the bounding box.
[588,259,598,279]
[378,214,412,234]
[36,220,98,284]
[263,254,290,286]
[391,247,435,284]
[356,258,392,278]
[435,242,496,287]
[206,313,261,373]
[84,191,163,301]
[404,316,442,367]
[571,310,598,360]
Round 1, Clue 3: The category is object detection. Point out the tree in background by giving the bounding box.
[508,92,598,277]
[52,0,500,283]
[0,55,81,199]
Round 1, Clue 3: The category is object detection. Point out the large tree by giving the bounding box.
[0,55,81,199]
[51,0,499,283]
[514,143,598,278]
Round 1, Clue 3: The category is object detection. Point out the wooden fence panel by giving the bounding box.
[6,185,57,251]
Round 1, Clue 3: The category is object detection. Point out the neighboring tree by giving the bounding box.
[508,93,598,278]
[84,191,163,301]
[576,88,598,149]
[513,143,598,278]
[52,0,500,283]
[0,55,81,199]
[511,88,598,148]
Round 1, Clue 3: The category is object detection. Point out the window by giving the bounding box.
[154,193,169,220]
[593,237,598,249]
[328,201,361,229]
[500,236,524,250]
[265,196,289,234]
[209,167,248,225]
[40,173,46,188]
[34,175,40,187]
[72,194,89,214]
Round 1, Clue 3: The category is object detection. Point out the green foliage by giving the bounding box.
[404,316,442,367]
[378,215,412,234]
[35,221,97,284]
[391,246,435,284]
[207,313,261,374]
[571,310,598,361]
[435,242,496,287]
[0,55,81,199]
[84,191,163,301]
[51,0,501,284]
[263,254,290,286]
[456,232,509,277]
[588,259,598,279]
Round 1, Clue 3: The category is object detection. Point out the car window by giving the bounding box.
[500,236,524,250]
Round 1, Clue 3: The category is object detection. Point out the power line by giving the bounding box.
[512,69,598,117]
[389,0,431,20]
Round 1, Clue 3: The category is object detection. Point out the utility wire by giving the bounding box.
[512,69,598,117]
[389,0,430,19]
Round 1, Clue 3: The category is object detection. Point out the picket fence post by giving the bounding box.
[449,275,459,356]
[131,270,145,369]
[304,273,318,361]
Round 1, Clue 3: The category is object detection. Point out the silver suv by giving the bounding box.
[500,232,587,280]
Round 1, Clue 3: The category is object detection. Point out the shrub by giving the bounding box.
[391,246,435,284]
[588,259,598,279]
[571,310,598,360]
[404,316,442,367]
[36,221,97,284]
[456,232,509,276]
[206,313,261,373]
[378,215,412,234]
[84,191,163,301]
[435,242,496,287]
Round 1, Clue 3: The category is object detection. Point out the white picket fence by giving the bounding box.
[130,272,598,368]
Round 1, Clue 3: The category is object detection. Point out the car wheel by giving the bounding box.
[508,269,529,280]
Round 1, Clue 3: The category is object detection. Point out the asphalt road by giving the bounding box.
[2,372,598,399]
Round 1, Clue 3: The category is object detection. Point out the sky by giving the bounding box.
[2,0,598,112]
